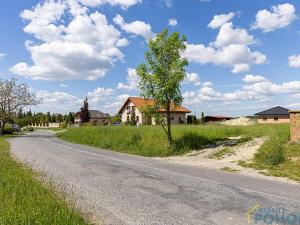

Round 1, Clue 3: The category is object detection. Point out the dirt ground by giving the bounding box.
[158,137,298,185]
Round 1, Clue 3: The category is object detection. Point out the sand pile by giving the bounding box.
[221,117,255,126]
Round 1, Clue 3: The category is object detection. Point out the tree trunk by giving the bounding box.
[0,120,5,136]
[166,104,172,145]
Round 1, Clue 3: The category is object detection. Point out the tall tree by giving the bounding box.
[79,97,90,123]
[136,29,188,145]
[0,78,38,135]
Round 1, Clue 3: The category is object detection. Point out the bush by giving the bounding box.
[22,126,34,132]
[4,125,14,134]
[187,115,198,125]
[59,122,68,128]
[173,132,213,153]
[255,140,285,166]
[129,133,142,145]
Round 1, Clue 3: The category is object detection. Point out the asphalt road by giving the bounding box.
[8,130,300,225]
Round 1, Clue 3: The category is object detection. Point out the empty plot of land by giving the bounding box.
[9,131,300,225]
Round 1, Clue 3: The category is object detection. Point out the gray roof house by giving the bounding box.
[75,110,110,125]
[255,106,290,124]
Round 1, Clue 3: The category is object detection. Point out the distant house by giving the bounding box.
[204,116,232,123]
[255,106,290,124]
[118,97,191,125]
[75,110,110,125]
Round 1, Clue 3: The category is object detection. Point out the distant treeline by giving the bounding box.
[14,109,75,127]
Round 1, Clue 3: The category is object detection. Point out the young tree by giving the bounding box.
[79,97,90,123]
[200,112,205,124]
[136,29,188,145]
[67,112,75,124]
[0,78,38,135]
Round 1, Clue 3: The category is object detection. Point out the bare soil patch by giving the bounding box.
[158,137,298,185]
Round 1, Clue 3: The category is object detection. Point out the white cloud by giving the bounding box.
[289,93,300,99]
[87,87,115,104]
[113,14,155,41]
[184,20,266,74]
[31,87,130,115]
[116,38,129,47]
[60,84,69,88]
[184,43,267,74]
[184,72,201,86]
[116,93,130,102]
[87,87,131,114]
[0,53,6,60]
[231,63,250,74]
[117,68,139,90]
[78,0,141,9]
[184,74,300,105]
[242,74,268,83]
[33,90,82,113]
[289,55,300,68]
[252,3,297,32]
[168,18,177,26]
[161,0,172,8]
[212,22,255,48]
[183,91,196,99]
[208,12,235,29]
[11,1,127,80]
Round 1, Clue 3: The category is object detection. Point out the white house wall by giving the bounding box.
[121,100,188,125]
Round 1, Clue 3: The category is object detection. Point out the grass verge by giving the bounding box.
[0,136,90,225]
[221,167,240,173]
[209,147,235,159]
[57,124,289,157]
[238,142,300,182]
[57,124,300,181]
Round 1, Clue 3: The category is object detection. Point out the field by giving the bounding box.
[57,124,300,181]
[0,136,90,225]
[57,124,288,157]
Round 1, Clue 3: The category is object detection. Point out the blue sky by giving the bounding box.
[0,0,300,116]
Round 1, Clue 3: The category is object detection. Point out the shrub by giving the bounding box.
[59,122,68,128]
[129,133,142,145]
[255,140,285,166]
[4,124,14,134]
[187,115,198,125]
[173,132,212,153]
[22,126,34,132]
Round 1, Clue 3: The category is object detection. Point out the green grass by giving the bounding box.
[209,147,235,159]
[240,143,300,182]
[57,123,300,181]
[221,167,240,173]
[0,136,90,225]
[57,124,289,157]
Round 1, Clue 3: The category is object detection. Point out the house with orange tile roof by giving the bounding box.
[118,97,191,125]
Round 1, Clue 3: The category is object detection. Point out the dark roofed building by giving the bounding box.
[75,110,110,125]
[255,106,290,124]
[204,116,232,123]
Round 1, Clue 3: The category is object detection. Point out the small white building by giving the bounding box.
[118,97,191,125]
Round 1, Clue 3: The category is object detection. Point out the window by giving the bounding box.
[171,117,174,121]
[136,116,139,122]
[179,117,183,124]
[274,117,279,121]
[263,117,267,121]
[132,106,135,111]
[127,106,130,110]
